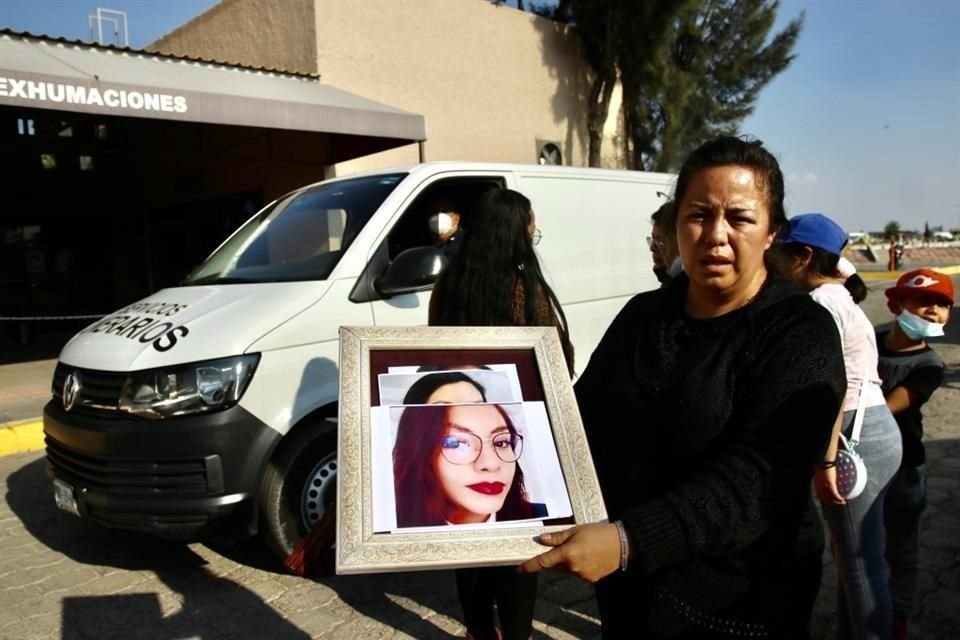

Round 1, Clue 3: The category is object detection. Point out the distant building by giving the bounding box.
[149,0,627,176]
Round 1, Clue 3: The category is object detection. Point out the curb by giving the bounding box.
[0,419,44,457]
[859,265,960,280]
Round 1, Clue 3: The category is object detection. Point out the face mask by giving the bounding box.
[428,213,455,238]
[667,256,684,277]
[896,308,945,340]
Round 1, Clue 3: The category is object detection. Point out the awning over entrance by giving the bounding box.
[0,30,426,143]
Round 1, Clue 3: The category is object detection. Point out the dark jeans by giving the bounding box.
[455,567,537,640]
[884,463,927,618]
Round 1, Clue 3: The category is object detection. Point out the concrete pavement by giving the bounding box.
[0,358,54,456]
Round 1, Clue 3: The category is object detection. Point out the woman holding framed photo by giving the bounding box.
[429,188,574,640]
[521,136,847,639]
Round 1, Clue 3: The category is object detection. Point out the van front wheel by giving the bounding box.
[259,417,338,558]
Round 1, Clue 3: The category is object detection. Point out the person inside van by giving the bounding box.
[649,201,682,286]
[426,198,465,260]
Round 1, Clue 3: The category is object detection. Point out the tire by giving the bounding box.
[259,416,338,558]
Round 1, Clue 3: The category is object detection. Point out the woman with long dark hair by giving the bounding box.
[430,188,574,375]
[429,188,574,640]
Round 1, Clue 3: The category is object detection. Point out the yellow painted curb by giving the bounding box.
[859,265,960,280]
[934,265,960,276]
[0,420,44,456]
[860,271,900,280]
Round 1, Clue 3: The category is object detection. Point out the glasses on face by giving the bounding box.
[531,228,542,246]
[646,236,665,250]
[439,432,524,465]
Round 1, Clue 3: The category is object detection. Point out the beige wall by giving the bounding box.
[149,0,625,175]
[149,0,318,76]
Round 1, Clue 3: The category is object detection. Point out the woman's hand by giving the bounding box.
[518,523,622,583]
[814,466,846,505]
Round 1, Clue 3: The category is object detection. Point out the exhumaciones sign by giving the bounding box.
[0,75,188,113]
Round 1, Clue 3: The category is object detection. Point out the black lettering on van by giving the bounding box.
[126,301,188,317]
[152,325,189,352]
[87,318,109,333]
[95,314,130,334]
[88,316,112,333]
[120,317,156,338]
[109,315,142,336]
[138,322,173,343]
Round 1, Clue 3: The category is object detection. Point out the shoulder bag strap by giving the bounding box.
[849,374,869,446]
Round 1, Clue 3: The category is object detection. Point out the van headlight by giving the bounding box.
[118,354,260,419]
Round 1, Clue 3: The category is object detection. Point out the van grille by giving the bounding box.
[45,438,214,495]
[52,362,126,416]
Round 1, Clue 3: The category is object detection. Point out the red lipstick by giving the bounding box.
[468,482,505,495]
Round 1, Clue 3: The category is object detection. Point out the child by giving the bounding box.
[878,269,955,640]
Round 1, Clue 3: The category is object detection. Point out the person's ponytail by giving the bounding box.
[844,273,868,304]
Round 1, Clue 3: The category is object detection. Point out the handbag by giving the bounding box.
[835,376,869,500]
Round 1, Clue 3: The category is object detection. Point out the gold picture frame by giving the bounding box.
[335,325,607,574]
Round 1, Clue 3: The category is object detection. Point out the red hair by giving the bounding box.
[392,404,534,527]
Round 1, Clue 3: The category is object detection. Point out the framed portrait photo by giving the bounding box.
[335,325,607,574]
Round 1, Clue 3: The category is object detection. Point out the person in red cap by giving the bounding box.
[877,269,955,640]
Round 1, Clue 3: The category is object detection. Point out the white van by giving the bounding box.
[42,162,673,556]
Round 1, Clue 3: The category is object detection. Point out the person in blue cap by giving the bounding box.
[771,212,902,640]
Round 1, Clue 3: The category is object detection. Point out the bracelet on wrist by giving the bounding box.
[818,459,837,469]
[614,520,629,572]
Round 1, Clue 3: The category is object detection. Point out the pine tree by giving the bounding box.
[549,0,802,169]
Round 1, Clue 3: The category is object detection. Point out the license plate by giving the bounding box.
[53,478,80,517]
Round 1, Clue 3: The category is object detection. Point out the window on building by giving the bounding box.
[17,118,35,136]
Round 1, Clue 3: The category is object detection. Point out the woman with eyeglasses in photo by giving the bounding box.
[392,398,539,527]
[428,188,574,639]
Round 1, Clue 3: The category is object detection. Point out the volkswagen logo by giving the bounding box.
[63,372,81,412]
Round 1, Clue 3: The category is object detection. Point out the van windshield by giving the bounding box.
[184,173,406,285]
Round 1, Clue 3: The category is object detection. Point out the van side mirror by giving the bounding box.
[374,246,448,297]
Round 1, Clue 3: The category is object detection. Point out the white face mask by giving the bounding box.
[667,256,684,277]
[896,308,946,340]
[428,213,455,237]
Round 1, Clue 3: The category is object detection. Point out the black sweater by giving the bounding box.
[575,274,846,635]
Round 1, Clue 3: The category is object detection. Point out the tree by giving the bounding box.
[541,0,635,167]
[884,221,901,240]
[546,0,803,169]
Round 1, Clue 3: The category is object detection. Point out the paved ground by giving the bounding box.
[1,275,958,639]
[0,359,55,425]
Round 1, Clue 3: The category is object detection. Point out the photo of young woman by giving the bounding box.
[392,402,546,527]
[369,370,570,533]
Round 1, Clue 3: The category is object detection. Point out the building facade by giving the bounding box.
[151,0,626,175]
[1,0,626,359]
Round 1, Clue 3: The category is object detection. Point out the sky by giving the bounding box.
[0,0,957,233]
